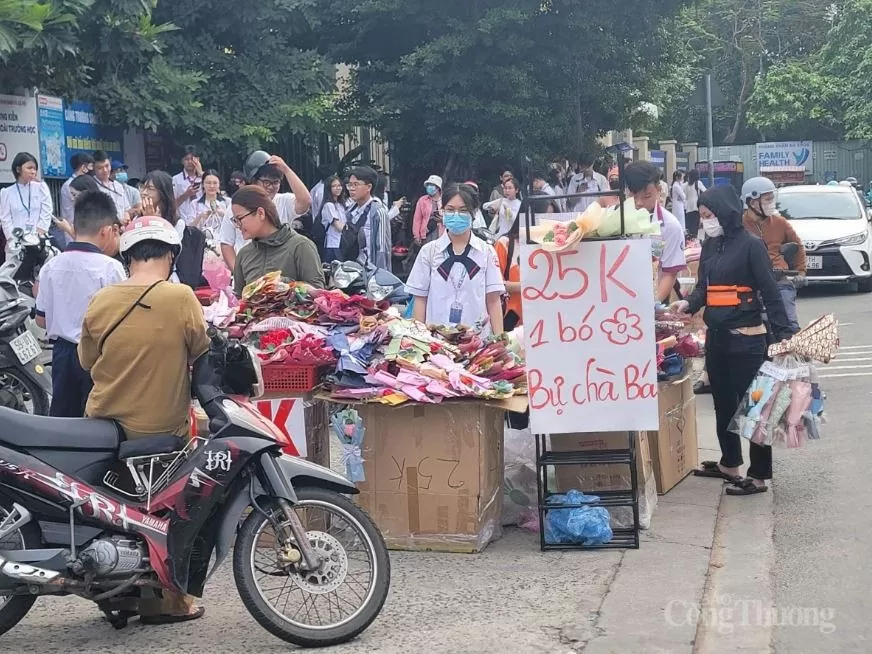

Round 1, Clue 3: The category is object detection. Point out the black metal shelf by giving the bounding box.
[535,432,641,551]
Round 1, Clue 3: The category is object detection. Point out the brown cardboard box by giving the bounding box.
[650,375,699,494]
[355,402,505,553]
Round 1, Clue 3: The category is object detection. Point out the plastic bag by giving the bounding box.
[502,426,538,528]
[729,354,820,448]
[544,490,613,546]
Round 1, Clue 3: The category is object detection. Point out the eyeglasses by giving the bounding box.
[347,181,369,189]
[256,178,281,190]
[231,209,255,227]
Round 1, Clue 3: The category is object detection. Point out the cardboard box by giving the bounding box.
[354,402,505,553]
[650,375,699,494]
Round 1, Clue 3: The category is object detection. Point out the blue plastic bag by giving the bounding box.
[544,490,613,546]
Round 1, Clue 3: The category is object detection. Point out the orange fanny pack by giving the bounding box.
[707,285,754,307]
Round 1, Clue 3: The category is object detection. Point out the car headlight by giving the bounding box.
[834,231,868,247]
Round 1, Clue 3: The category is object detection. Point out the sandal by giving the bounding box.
[725,478,768,496]
[693,461,741,482]
[693,380,712,395]
[140,606,205,625]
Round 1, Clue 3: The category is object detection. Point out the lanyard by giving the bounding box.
[97,180,121,196]
[16,183,31,217]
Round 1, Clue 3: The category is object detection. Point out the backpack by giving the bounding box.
[339,203,372,261]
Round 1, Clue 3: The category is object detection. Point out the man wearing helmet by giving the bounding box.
[78,216,209,624]
[741,177,806,332]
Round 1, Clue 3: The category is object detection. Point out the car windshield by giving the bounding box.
[776,191,863,220]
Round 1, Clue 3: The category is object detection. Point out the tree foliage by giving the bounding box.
[308,0,686,185]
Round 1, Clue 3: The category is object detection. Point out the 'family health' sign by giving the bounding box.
[757,141,813,171]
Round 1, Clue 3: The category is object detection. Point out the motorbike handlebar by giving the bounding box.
[206,327,227,350]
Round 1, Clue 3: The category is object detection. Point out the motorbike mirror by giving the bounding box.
[11,228,23,239]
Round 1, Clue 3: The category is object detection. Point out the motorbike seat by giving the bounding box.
[0,407,120,451]
[118,435,185,460]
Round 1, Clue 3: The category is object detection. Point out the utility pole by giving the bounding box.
[706,74,715,188]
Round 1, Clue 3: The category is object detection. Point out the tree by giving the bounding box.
[0,0,90,62]
[308,0,687,188]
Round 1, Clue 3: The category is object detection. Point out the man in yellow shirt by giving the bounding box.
[78,216,209,623]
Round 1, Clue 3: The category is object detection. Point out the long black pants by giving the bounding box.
[50,338,92,417]
[705,329,772,480]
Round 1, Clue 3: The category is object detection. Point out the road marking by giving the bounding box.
[820,364,872,371]
[820,372,872,379]
[828,357,872,363]
[835,344,872,350]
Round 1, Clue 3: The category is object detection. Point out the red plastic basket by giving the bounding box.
[260,363,327,393]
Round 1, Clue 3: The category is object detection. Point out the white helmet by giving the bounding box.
[120,216,182,258]
[741,177,777,204]
[838,180,853,187]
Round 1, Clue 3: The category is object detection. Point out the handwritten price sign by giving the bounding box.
[520,239,659,434]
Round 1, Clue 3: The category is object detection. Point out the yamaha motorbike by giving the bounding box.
[0,329,390,647]
[0,275,51,415]
[0,228,59,298]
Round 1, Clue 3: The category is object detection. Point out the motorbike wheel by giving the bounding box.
[234,487,390,648]
[0,370,48,416]
[0,505,41,635]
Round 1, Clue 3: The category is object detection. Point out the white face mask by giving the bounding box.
[702,217,724,238]
[761,201,778,217]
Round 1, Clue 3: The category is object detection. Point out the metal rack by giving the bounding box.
[523,144,642,551]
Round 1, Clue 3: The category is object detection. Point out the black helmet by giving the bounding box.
[243,150,271,182]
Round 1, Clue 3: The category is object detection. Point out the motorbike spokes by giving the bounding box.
[250,502,375,630]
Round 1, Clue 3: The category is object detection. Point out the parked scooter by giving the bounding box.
[327,260,409,304]
[0,275,52,415]
[0,228,59,298]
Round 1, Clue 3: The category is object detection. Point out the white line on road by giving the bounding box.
[821,364,872,371]
[820,372,872,379]
[828,357,872,363]
[835,344,872,350]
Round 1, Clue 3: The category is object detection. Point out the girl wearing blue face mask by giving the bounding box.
[406,184,506,336]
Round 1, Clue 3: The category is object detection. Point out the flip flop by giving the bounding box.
[725,478,768,496]
[693,381,712,395]
[140,606,205,625]
[693,461,741,482]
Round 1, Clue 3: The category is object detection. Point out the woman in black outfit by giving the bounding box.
[673,185,796,496]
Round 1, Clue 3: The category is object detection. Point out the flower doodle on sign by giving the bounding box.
[600,307,643,346]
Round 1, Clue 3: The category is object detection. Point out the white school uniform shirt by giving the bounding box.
[321,202,345,249]
[172,171,202,199]
[405,232,505,336]
[218,192,302,252]
[483,197,521,237]
[35,242,127,343]
[95,178,131,223]
[650,205,687,274]
[60,175,78,221]
[0,181,54,241]
[567,171,609,212]
[180,195,231,235]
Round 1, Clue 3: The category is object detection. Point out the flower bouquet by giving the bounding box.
[528,202,605,251]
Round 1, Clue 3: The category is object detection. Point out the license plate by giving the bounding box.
[10,331,41,365]
[807,256,823,270]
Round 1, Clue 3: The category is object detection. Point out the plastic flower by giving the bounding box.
[600,308,643,345]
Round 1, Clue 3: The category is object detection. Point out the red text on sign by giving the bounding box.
[530,358,657,413]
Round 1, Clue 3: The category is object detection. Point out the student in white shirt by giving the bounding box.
[684,168,707,238]
[112,160,141,215]
[172,145,204,207]
[624,162,687,303]
[59,152,94,222]
[406,184,505,337]
[320,175,349,262]
[484,177,522,237]
[670,170,687,233]
[567,153,609,212]
[219,152,312,270]
[0,152,54,254]
[92,150,132,224]
[36,191,125,416]
[179,170,230,240]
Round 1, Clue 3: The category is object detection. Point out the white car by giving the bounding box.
[776,185,872,292]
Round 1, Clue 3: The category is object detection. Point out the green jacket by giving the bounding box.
[233,224,325,295]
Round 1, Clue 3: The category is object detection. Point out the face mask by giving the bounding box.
[443,211,472,235]
[761,201,778,217]
[701,217,724,238]
[425,184,438,196]
[115,172,128,184]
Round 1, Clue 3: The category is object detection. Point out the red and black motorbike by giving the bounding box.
[0,329,390,647]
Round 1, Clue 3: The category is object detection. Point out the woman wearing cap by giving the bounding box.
[412,175,443,245]
[79,216,209,623]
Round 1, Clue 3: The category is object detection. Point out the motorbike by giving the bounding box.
[327,259,409,304]
[0,275,51,415]
[0,328,390,647]
[0,228,59,298]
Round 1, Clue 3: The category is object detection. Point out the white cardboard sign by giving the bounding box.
[520,239,659,434]
[254,397,307,457]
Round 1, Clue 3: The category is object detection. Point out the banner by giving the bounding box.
[649,150,666,172]
[37,95,67,179]
[520,239,659,434]
[63,100,123,177]
[757,141,813,172]
[254,397,307,457]
[0,94,39,184]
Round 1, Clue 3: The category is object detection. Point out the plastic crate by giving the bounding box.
[261,363,327,393]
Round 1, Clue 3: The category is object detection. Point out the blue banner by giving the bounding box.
[649,150,666,171]
[63,100,123,177]
[37,95,67,179]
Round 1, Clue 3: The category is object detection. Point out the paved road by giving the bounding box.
[773,285,872,652]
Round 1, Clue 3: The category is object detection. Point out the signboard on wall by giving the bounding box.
[757,141,813,173]
[520,239,659,434]
[0,94,39,184]
[37,95,67,178]
[63,100,123,177]
[649,150,666,172]
[676,152,690,172]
